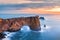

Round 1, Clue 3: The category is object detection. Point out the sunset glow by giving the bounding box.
[0,0,45,4]
[0,0,60,14]
[19,7,60,14]
[46,6,60,12]
[0,7,60,14]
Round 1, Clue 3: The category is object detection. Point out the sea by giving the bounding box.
[0,14,60,40]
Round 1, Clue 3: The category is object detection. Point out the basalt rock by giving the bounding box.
[0,33,5,39]
[40,17,45,20]
[0,16,41,38]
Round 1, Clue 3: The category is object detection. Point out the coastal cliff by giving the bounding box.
[0,16,40,38]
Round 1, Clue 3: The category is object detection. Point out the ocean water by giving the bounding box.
[0,14,60,40]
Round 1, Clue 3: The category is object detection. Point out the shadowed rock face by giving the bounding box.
[40,17,45,20]
[0,16,40,38]
[0,33,5,39]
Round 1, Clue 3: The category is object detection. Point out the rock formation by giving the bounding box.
[0,33,5,39]
[40,17,45,20]
[0,16,41,39]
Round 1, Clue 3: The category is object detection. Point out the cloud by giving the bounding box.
[28,0,60,5]
[46,6,60,12]
[0,0,60,14]
[0,0,60,6]
[0,7,60,14]
[0,0,60,4]
[0,3,56,10]
[0,0,44,4]
[29,0,60,2]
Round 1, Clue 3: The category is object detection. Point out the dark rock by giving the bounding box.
[40,17,45,20]
[44,25,46,27]
[7,29,20,32]
[0,33,5,39]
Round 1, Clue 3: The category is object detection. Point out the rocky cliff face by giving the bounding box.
[0,16,41,32]
[0,16,41,38]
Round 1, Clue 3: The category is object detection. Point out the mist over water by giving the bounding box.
[0,14,60,40]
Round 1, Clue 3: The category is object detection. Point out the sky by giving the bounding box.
[0,0,60,14]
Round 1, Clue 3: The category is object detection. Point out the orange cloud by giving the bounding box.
[0,6,60,14]
[46,6,60,12]
[18,6,60,14]
[0,0,28,4]
[0,0,45,4]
